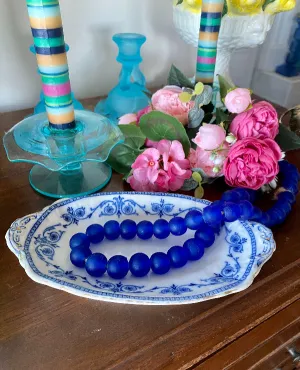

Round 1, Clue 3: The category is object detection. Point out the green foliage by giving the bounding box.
[276,124,300,152]
[216,107,230,130]
[139,111,191,156]
[168,65,194,89]
[218,75,235,102]
[106,125,146,175]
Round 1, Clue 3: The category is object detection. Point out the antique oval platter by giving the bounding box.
[6,192,276,305]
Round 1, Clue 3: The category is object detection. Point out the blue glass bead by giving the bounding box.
[70,233,90,250]
[234,188,251,201]
[277,191,296,204]
[239,200,254,221]
[167,246,189,268]
[169,217,187,236]
[283,183,299,195]
[260,212,271,227]
[137,221,153,240]
[107,255,129,279]
[150,252,171,275]
[183,238,205,261]
[277,201,292,215]
[251,206,263,222]
[129,253,151,277]
[104,220,120,240]
[247,189,257,203]
[213,200,225,208]
[70,247,92,268]
[202,205,223,227]
[279,160,291,171]
[266,208,285,226]
[221,190,240,202]
[153,219,170,239]
[85,253,107,277]
[86,224,104,244]
[194,227,215,248]
[120,220,137,240]
[223,202,241,222]
[185,210,205,230]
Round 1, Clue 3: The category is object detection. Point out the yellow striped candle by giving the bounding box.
[26,0,75,130]
[196,0,224,85]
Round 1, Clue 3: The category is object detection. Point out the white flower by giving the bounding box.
[226,133,237,145]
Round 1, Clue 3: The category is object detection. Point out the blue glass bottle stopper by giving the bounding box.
[95,33,150,123]
[276,14,300,77]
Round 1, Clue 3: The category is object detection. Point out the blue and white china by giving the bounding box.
[6,192,276,305]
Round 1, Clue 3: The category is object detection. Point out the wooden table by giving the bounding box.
[1,99,300,370]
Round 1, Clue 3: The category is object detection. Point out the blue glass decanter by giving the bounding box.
[276,14,300,77]
[95,33,150,122]
[30,44,84,114]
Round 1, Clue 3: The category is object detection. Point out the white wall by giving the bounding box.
[0,0,286,113]
[0,0,199,112]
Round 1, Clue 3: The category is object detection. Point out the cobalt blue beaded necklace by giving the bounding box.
[69,160,299,280]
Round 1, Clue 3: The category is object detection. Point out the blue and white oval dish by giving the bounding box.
[6,192,276,305]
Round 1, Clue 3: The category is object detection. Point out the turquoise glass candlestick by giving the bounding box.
[30,44,84,114]
[3,0,123,199]
[95,33,150,123]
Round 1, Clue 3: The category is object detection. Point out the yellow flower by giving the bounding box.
[227,0,264,15]
[265,0,296,14]
[182,0,202,13]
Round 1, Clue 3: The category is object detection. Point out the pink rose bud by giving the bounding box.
[118,113,138,125]
[224,88,252,114]
[192,124,226,151]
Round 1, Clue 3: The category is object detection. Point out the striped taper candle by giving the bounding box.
[26,0,75,130]
[196,0,224,85]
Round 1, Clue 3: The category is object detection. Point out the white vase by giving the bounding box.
[173,5,275,105]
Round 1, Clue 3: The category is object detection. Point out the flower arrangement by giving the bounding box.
[107,65,300,198]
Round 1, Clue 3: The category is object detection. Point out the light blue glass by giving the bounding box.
[95,33,150,123]
[3,111,124,199]
[30,44,84,113]
[276,15,300,77]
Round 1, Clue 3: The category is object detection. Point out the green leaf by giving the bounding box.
[276,124,300,152]
[263,0,275,10]
[106,125,146,174]
[188,107,205,128]
[168,65,194,89]
[180,177,198,191]
[218,75,235,102]
[216,107,230,129]
[192,171,202,183]
[195,185,204,199]
[194,82,204,95]
[177,0,184,4]
[195,86,213,106]
[139,111,191,156]
[179,92,192,103]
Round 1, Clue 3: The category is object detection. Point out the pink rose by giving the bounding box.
[230,101,279,140]
[193,124,226,151]
[127,140,191,192]
[224,88,252,114]
[189,144,229,178]
[119,113,138,125]
[223,138,281,190]
[137,106,152,123]
[151,86,194,125]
